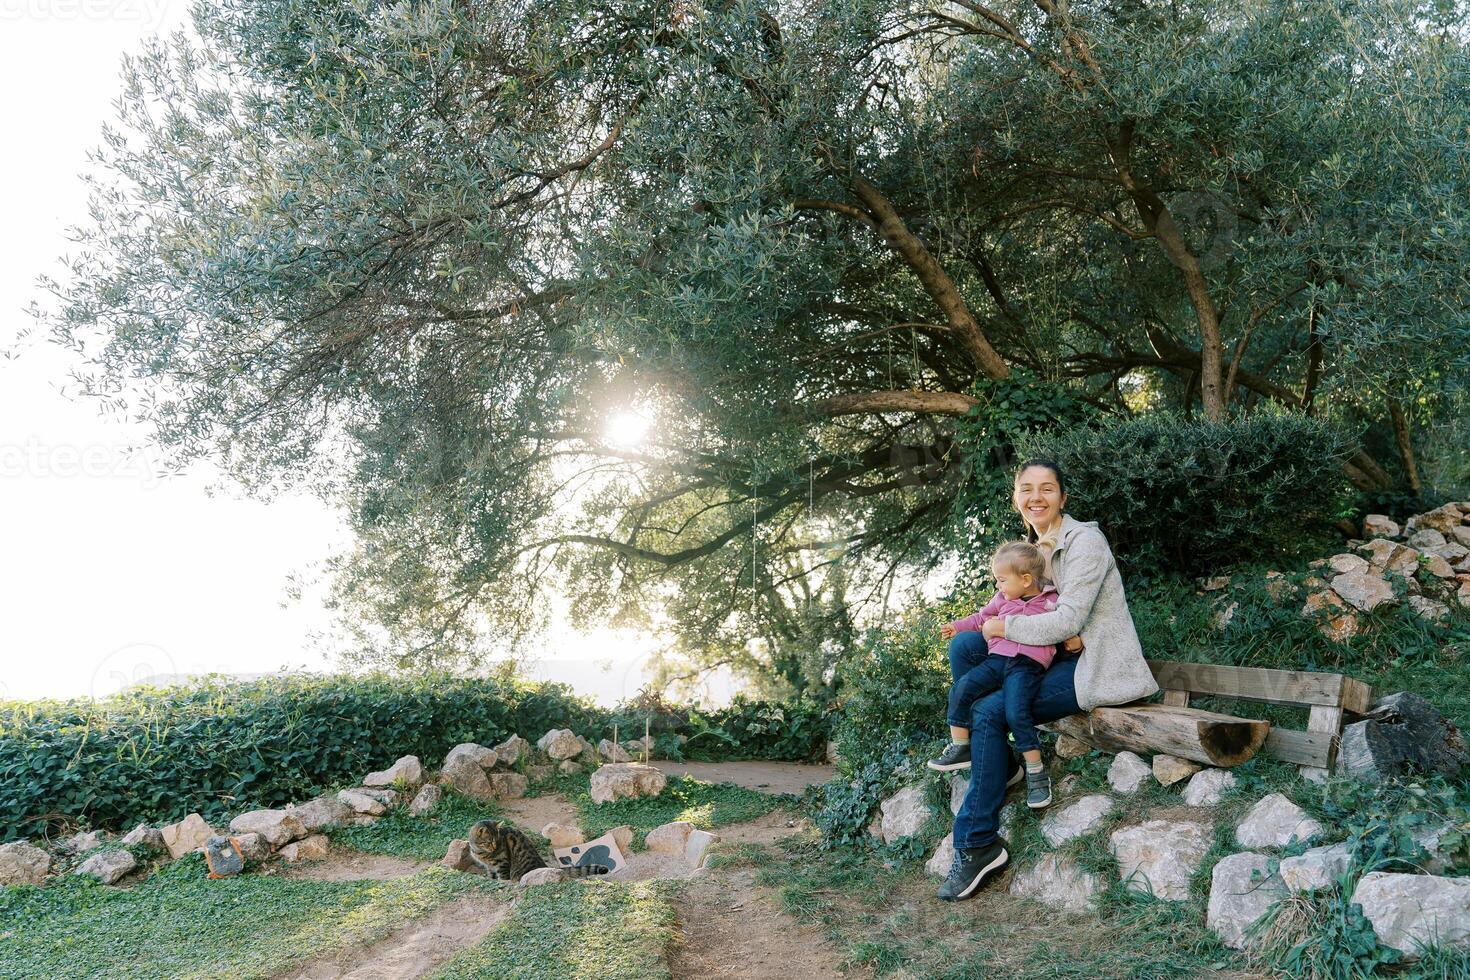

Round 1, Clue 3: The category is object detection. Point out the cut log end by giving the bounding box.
[1194,716,1270,767]
[1046,704,1271,768]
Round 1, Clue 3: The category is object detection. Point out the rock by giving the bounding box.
[1328,553,1371,575]
[558,760,583,775]
[120,824,165,854]
[598,739,632,763]
[1040,794,1116,847]
[278,835,330,864]
[1199,575,1231,592]
[1108,751,1152,795]
[444,743,499,771]
[542,823,585,849]
[537,729,583,761]
[1280,842,1352,893]
[526,764,554,783]
[1055,734,1091,759]
[826,740,839,764]
[492,734,531,768]
[588,763,667,804]
[1110,820,1211,901]
[1338,691,1468,782]
[519,867,565,886]
[228,809,308,847]
[354,787,400,807]
[1421,553,1456,579]
[1264,571,1296,601]
[442,840,479,873]
[364,755,423,788]
[877,785,933,844]
[1409,595,1450,622]
[1330,571,1398,612]
[950,775,969,815]
[646,821,694,855]
[1301,590,1359,642]
[574,736,599,760]
[204,836,246,878]
[56,831,107,856]
[1451,526,1470,549]
[1235,794,1324,849]
[0,842,51,886]
[1300,766,1331,785]
[607,826,635,855]
[685,829,720,868]
[1407,506,1465,536]
[925,833,956,878]
[338,789,390,815]
[1009,853,1103,913]
[1411,824,1457,874]
[486,773,528,800]
[1363,515,1400,539]
[1153,755,1202,787]
[1409,529,1448,551]
[408,784,443,816]
[438,756,497,802]
[233,833,272,864]
[286,795,356,833]
[1212,601,1238,630]
[161,813,215,860]
[1207,852,1288,949]
[1360,539,1420,576]
[1433,541,1469,563]
[351,815,381,826]
[1180,768,1237,807]
[1353,871,1470,958]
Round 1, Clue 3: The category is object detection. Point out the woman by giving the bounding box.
[937,458,1158,902]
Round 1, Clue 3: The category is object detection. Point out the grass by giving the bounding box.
[540,772,789,849]
[0,857,501,980]
[429,879,676,980]
[328,789,505,859]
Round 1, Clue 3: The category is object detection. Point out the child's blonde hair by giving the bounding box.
[992,540,1049,588]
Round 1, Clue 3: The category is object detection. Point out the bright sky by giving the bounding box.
[0,1,690,705]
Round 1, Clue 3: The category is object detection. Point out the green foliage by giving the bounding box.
[551,773,784,850]
[1022,413,1353,577]
[329,790,504,861]
[678,697,830,762]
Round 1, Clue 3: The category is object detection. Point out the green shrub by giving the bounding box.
[1019,412,1353,578]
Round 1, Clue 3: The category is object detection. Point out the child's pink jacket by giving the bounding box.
[947,586,1059,668]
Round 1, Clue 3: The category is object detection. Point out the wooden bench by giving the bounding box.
[1045,660,1372,772]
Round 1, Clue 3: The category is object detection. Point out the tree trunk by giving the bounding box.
[1388,400,1422,498]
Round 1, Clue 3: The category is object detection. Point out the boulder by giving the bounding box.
[444,743,499,771]
[486,773,528,800]
[542,823,585,849]
[1181,769,1237,807]
[0,842,51,886]
[492,734,531,768]
[354,787,400,807]
[278,834,330,864]
[364,755,423,788]
[519,867,565,886]
[1108,751,1152,795]
[1338,691,1468,782]
[876,785,933,844]
[1409,529,1448,551]
[685,829,720,868]
[286,795,356,833]
[1360,539,1419,576]
[234,833,272,864]
[442,839,480,874]
[1040,794,1116,847]
[1301,590,1359,642]
[1153,755,1202,787]
[1362,515,1400,539]
[438,757,497,802]
[589,763,667,804]
[1407,506,1465,536]
[1420,552,1455,579]
[1353,871,1470,958]
[1451,526,1470,549]
[1433,541,1469,563]
[598,739,632,763]
[120,824,165,854]
[161,813,215,859]
[574,735,599,760]
[228,809,308,848]
[558,760,583,775]
[1207,852,1288,949]
[1279,842,1352,893]
[607,826,635,855]
[1055,734,1091,759]
[1327,553,1370,576]
[950,775,969,815]
[646,821,694,855]
[1330,571,1398,612]
[1110,820,1211,901]
[1009,853,1103,913]
[526,764,554,783]
[1235,794,1324,849]
[538,729,583,761]
[409,784,443,816]
[1408,595,1450,622]
[925,833,956,878]
[338,789,390,815]
[56,831,107,856]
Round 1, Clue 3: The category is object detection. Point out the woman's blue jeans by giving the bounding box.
[948,631,1081,850]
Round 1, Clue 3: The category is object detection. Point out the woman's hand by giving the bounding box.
[939,623,956,641]
[982,618,1006,640]
[1063,635,1085,653]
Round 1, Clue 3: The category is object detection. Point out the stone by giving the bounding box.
[1301,590,1359,642]
[1327,553,1370,575]
[1009,853,1104,913]
[1235,793,1324,849]
[574,736,598,760]
[1280,842,1352,893]
[519,867,565,886]
[537,729,583,761]
[541,822,584,849]
[588,763,667,804]
[0,842,51,886]
[351,815,381,826]
[120,824,165,853]
[1420,553,1455,579]
[204,836,246,878]
[444,743,499,771]
[1108,751,1153,795]
[1409,595,1450,622]
[1360,539,1419,576]
[1199,575,1231,592]
[1451,526,1470,549]
[826,740,840,764]
[1181,768,1237,807]
[1207,852,1288,949]
[950,775,969,815]
[354,787,400,807]
[925,833,956,878]
[228,809,308,847]
[1339,692,1468,782]
[1110,820,1211,901]
[1153,754,1202,787]
[685,829,720,868]
[1363,515,1400,539]
[877,785,933,845]
[56,831,107,855]
[598,739,632,763]
[526,764,553,782]
[558,760,583,775]
[1409,529,1448,551]
[278,834,330,864]
[1352,871,1470,958]
[486,772,528,800]
[607,826,635,855]
[438,756,497,802]
[442,839,479,873]
[1040,794,1115,847]
[233,833,272,863]
[1264,571,1296,601]
[1407,506,1465,536]
[409,784,444,816]
[1055,734,1091,759]
[1411,824,1457,874]
[364,755,423,788]
[338,789,390,815]
[1432,541,1469,563]
[1300,766,1331,785]
[491,734,531,768]
[1330,571,1398,612]
[161,813,215,859]
[1212,601,1238,630]
[646,821,694,855]
[286,795,356,833]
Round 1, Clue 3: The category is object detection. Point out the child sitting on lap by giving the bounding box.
[927,540,1079,809]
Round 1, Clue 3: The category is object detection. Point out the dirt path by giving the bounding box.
[273,891,508,980]
[669,865,865,980]
[653,760,834,795]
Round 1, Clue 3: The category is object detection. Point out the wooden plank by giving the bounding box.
[1049,704,1269,767]
[1161,689,1191,707]
[1340,678,1373,715]
[1147,660,1349,708]
[1261,727,1336,768]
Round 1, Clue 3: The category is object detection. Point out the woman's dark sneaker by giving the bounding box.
[1025,768,1052,809]
[926,742,973,772]
[936,839,1009,902]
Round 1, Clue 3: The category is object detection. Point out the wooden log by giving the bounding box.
[1046,704,1270,767]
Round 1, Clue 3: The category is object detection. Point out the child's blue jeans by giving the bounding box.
[946,651,1047,753]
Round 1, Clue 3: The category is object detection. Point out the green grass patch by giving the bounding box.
[546,773,787,849]
[329,790,504,860]
[0,858,500,980]
[429,879,675,980]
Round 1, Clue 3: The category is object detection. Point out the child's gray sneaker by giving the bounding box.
[1025,768,1052,809]
[926,742,972,772]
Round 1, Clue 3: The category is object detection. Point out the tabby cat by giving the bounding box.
[466,819,610,881]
